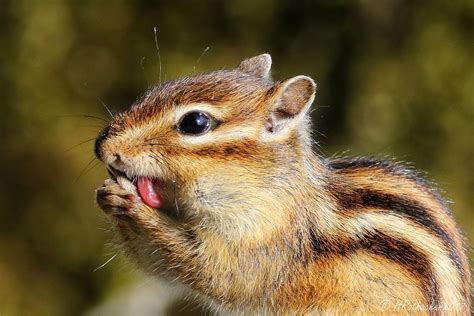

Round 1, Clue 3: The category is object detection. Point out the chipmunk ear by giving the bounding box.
[238,54,272,78]
[265,75,316,133]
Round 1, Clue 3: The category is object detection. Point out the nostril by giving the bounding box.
[94,126,111,159]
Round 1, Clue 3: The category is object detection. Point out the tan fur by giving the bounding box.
[95,54,471,315]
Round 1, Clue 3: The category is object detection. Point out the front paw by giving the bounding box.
[96,179,140,216]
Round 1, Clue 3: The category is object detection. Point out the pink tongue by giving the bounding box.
[137,177,162,209]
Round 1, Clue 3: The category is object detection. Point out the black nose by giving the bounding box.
[94,126,111,160]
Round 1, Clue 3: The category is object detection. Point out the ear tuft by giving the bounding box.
[238,54,272,78]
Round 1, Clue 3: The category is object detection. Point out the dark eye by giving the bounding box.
[178,111,213,135]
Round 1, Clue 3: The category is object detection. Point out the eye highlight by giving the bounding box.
[177,111,214,135]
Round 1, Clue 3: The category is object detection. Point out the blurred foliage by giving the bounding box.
[0,0,472,315]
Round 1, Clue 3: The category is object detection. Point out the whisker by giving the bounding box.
[192,46,210,73]
[76,125,105,129]
[64,137,97,153]
[312,130,327,140]
[56,114,108,123]
[98,97,114,118]
[75,158,101,183]
[93,254,117,272]
[153,26,162,84]
[93,253,118,272]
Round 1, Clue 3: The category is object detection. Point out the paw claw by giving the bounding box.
[96,179,140,216]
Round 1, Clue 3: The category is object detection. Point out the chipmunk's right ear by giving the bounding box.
[265,75,316,134]
[238,54,272,78]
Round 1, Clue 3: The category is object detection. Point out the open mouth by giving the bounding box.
[107,166,163,209]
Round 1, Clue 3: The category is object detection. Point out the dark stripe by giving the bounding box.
[328,157,399,172]
[327,157,438,191]
[337,188,450,243]
[328,157,467,282]
[309,229,441,312]
[193,140,272,160]
[327,157,446,205]
[363,232,441,312]
[332,187,465,290]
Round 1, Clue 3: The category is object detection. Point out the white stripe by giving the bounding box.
[345,212,462,309]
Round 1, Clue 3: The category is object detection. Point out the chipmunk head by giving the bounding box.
[95,54,317,238]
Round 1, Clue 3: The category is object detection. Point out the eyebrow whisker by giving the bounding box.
[56,114,109,123]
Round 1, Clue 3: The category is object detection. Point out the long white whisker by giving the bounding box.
[193,46,210,73]
[57,114,109,123]
[98,97,114,118]
[154,26,162,83]
[93,253,118,272]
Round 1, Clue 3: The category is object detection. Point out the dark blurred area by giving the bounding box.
[0,0,472,315]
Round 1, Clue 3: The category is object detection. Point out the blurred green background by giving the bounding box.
[0,1,472,315]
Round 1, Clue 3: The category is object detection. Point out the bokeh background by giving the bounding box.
[0,1,472,315]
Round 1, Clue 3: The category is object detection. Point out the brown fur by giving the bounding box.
[95,54,471,315]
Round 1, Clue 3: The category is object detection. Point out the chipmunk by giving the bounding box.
[94,54,471,315]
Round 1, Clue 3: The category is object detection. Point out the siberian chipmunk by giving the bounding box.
[95,54,471,315]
